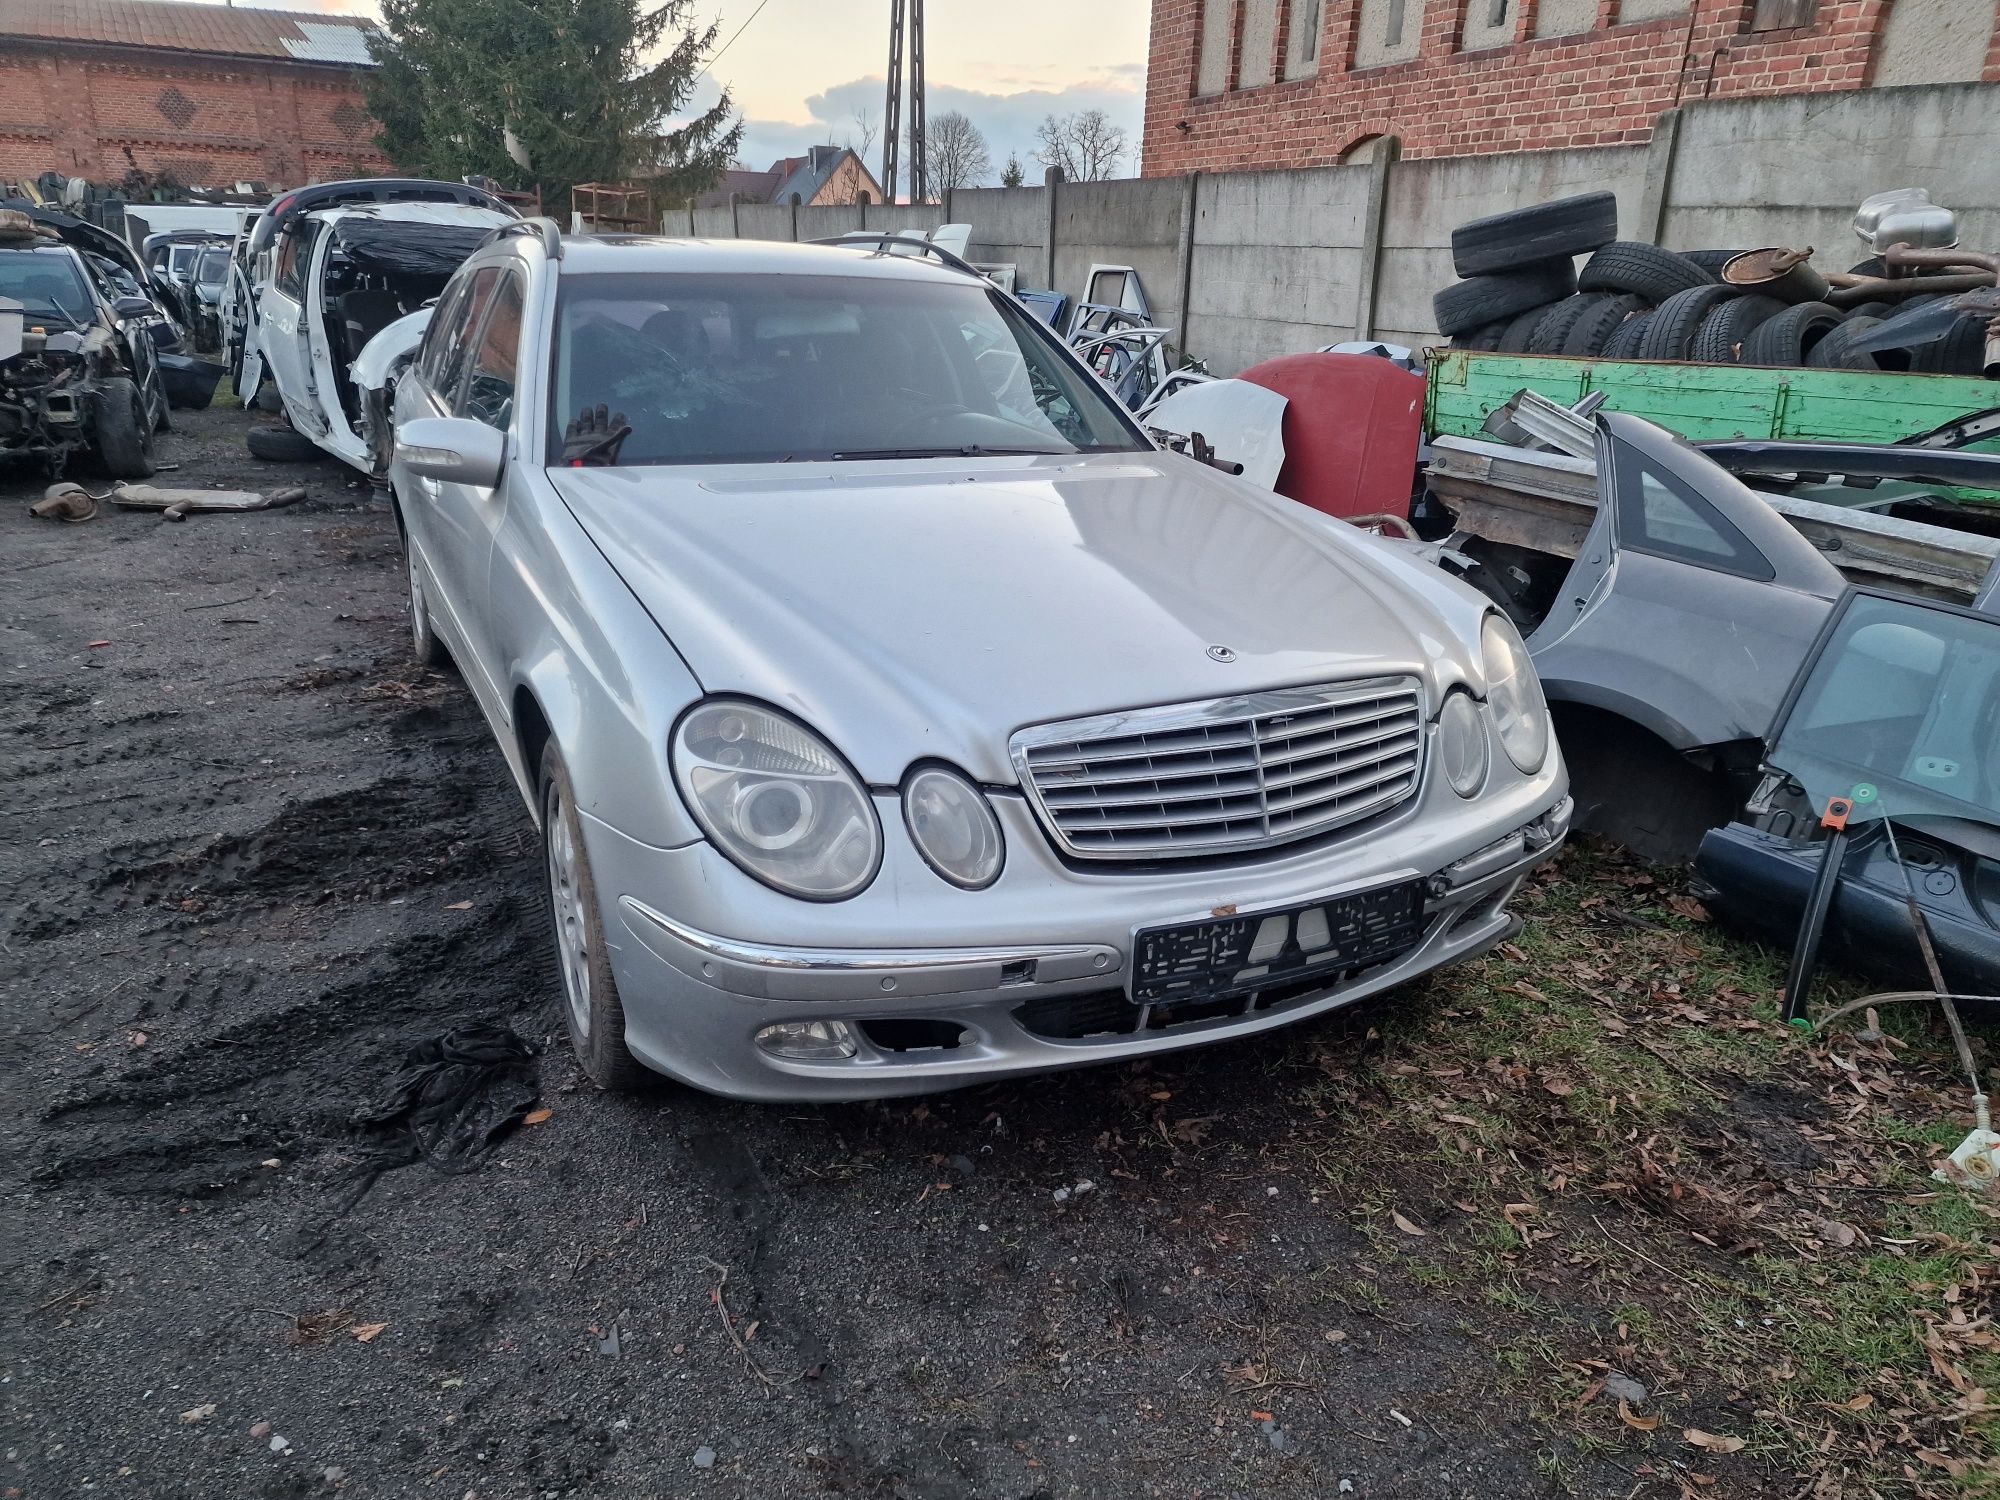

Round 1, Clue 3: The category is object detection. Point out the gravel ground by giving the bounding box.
[5,402,1651,1500]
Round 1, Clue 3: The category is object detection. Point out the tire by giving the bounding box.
[1601,310,1653,360]
[90,377,156,479]
[246,424,322,462]
[1526,294,1601,354]
[1688,294,1787,363]
[1577,241,1715,301]
[1739,301,1844,367]
[1844,301,1891,322]
[1807,316,1886,371]
[1908,312,1989,376]
[1433,261,1578,336]
[1450,192,1618,277]
[1495,303,1554,354]
[1682,250,1741,276]
[403,521,451,669]
[1452,318,1510,351]
[540,742,652,1092]
[1561,293,1647,356]
[1636,285,1740,362]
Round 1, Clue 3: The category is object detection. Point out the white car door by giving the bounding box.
[257,221,322,433]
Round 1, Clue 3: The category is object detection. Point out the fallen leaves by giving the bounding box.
[522,1107,554,1126]
[1619,1401,1660,1432]
[178,1403,216,1425]
[350,1322,388,1343]
[1683,1429,1745,1455]
[444,900,473,911]
[1389,1211,1427,1237]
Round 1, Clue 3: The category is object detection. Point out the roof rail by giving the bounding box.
[482,216,563,260]
[808,233,983,281]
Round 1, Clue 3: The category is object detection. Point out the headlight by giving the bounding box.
[671,699,881,900]
[903,765,1004,889]
[1481,613,1549,773]
[1436,689,1489,798]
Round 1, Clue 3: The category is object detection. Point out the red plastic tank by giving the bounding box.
[1237,353,1425,521]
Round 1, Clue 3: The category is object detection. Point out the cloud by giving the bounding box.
[685,72,1146,186]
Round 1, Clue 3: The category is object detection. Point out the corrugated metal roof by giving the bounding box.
[0,0,379,65]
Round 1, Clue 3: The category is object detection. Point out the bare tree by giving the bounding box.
[924,110,991,194]
[845,105,878,162]
[1032,109,1126,182]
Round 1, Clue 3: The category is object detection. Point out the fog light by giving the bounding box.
[754,1019,858,1060]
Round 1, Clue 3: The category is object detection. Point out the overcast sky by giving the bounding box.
[225,0,1153,184]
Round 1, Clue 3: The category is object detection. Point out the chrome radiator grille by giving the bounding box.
[1012,678,1425,860]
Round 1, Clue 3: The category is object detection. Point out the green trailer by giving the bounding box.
[1425,347,1998,464]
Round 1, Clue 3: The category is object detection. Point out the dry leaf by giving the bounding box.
[1211,903,1238,917]
[1250,1409,1275,1422]
[1324,1329,1347,1343]
[522,1107,554,1126]
[1838,1392,1874,1411]
[1149,1090,1172,1101]
[1683,1429,1745,1454]
[1619,1400,1660,1432]
[179,1403,216,1424]
[445,900,473,911]
[1667,894,1710,922]
[1390,1211,1427,1237]
[351,1322,388,1343]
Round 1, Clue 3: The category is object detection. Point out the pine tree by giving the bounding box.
[368,0,741,213]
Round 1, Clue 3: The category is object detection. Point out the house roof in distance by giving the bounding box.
[0,0,378,66]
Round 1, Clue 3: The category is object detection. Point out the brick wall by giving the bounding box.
[1144,0,2000,174]
[0,41,387,189]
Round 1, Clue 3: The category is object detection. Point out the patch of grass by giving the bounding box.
[1279,840,1999,1494]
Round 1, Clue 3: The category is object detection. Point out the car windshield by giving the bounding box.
[195,249,227,286]
[1769,591,2000,830]
[547,270,1148,465]
[0,247,94,325]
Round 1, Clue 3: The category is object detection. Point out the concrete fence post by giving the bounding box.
[686,204,696,236]
[1043,166,1064,292]
[1637,107,1684,248]
[1176,171,1201,351]
[1354,135,1402,341]
[943,186,955,224]
[790,199,799,241]
[729,192,741,239]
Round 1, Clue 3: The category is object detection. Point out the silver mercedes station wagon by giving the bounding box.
[387,223,1570,1101]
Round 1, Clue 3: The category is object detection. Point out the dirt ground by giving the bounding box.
[4,401,1993,1500]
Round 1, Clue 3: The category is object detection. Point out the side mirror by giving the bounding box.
[396,416,506,489]
[113,295,155,319]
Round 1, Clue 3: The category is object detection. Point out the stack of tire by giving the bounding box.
[1433,192,1987,376]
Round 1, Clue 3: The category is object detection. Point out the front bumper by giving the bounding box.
[595,792,1571,1101]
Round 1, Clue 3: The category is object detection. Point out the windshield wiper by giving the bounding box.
[827,444,1069,461]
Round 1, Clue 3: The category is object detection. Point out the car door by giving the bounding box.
[432,267,525,689]
[1527,412,1847,751]
[396,266,505,686]
[256,221,320,429]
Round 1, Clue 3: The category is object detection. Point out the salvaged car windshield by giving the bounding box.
[195,249,227,287]
[0,247,94,325]
[1769,591,2000,830]
[547,271,1147,465]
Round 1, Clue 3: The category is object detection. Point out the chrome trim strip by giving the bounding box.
[623,898,1112,975]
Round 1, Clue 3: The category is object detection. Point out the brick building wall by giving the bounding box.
[1143,0,2000,174]
[0,42,387,188]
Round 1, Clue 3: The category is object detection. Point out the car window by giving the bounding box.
[1613,450,1776,581]
[547,271,1147,466]
[432,268,501,412]
[415,276,469,387]
[0,247,95,325]
[459,273,524,430]
[275,225,313,298]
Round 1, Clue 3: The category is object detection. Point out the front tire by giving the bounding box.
[540,744,651,1091]
[403,525,451,669]
[91,377,156,479]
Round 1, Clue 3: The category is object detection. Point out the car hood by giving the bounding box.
[548,454,1489,785]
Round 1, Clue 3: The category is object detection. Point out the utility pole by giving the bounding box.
[881,0,927,204]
